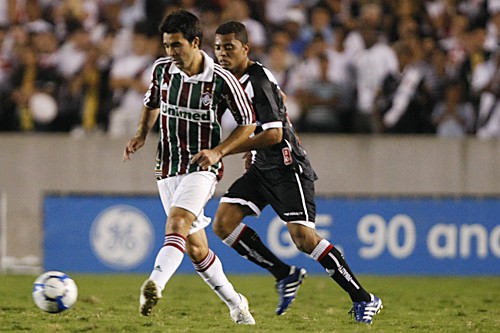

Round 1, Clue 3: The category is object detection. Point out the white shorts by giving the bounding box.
[157,171,217,235]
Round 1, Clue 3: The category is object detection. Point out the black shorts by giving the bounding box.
[221,166,316,224]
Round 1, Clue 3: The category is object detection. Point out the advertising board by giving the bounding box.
[43,194,500,275]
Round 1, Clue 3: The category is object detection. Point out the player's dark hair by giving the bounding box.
[215,21,248,45]
[159,10,203,46]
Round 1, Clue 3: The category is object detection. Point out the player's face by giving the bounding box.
[163,32,199,72]
[214,33,249,72]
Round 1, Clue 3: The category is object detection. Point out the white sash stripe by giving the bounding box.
[214,65,253,124]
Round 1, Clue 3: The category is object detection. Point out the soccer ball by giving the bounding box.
[32,271,78,313]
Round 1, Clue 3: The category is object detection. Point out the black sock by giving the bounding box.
[315,242,371,302]
[228,225,290,281]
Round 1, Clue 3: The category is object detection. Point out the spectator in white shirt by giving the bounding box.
[56,19,90,79]
[353,24,398,132]
[472,49,500,139]
[107,21,154,137]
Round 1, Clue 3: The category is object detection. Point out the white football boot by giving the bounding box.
[139,279,162,316]
[230,293,255,325]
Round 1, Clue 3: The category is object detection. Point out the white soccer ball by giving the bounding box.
[32,271,78,313]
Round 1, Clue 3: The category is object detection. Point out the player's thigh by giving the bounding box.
[173,171,217,218]
[213,202,253,237]
[220,168,267,216]
[158,171,216,217]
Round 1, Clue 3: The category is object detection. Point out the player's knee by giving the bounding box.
[293,238,312,253]
[289,226,321,254]
[167,215,192,235]
[213,212,239,239]
[213,203,246,239]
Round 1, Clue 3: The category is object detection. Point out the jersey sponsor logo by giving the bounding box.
[162,105,213,122]
[282,147,293,165]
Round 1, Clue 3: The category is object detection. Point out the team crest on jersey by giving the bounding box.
[201,92,212,106]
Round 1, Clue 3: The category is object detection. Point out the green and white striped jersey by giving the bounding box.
[144,51,255,180]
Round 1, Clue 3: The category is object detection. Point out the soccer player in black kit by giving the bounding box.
[212,21,382,324]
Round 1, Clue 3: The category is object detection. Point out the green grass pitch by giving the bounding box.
[1,274,499,332]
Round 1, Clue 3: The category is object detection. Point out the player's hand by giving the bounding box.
[243,151,252,170]
[123,136,145,162]
[190,149,222,170]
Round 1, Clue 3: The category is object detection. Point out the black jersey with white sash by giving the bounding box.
[240,62,317,181]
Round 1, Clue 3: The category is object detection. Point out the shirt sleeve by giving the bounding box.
[219,71,255,125]
[143,60,162,109]
[250,76,283,129]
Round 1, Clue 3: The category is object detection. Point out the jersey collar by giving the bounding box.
[169,50,214,82]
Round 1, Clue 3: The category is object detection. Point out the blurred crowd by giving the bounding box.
[0,0,499,138]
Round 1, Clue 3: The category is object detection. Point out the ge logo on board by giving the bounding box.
[90,205,154,270]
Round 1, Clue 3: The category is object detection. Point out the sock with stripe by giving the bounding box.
[310,239,370,302]
[193,249,241,310]
[149,233,186,290]
[223,223,290,281]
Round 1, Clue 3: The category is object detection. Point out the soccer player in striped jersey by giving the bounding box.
[211,21,382,324]
[123,11,256,324]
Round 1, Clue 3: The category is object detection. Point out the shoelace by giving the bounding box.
[348,307,355,319]
[348,305,364,321]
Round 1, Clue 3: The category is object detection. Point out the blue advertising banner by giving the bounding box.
[43,194,500,275]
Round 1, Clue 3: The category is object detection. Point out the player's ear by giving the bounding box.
[243,43,250,54]
[192,36,200,49]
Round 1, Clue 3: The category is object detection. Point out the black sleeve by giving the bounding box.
[250,75,282,125]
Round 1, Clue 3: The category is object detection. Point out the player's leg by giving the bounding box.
[284,172,382,324]
[218,167,307,315]
[140,206,194,316]
[140,172,212,316]
[213,201,291,281]
[288,223,371,301]
[148,206,193,286]
[186,228,255,325]
[288,223,382,323]
[215,202,305,316]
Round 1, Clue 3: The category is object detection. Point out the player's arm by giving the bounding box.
[191,123,256,169]
[124,60,162,161]
[228,125,282,154]
[135,106,160,138]
[123,106,159,161]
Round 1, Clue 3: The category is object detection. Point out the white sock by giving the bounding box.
[222,223,246,247]
[149,234,186,290]
[193,249,241,309]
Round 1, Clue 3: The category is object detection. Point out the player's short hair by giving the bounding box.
[215,21,248,45]
[159,10,203,46]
